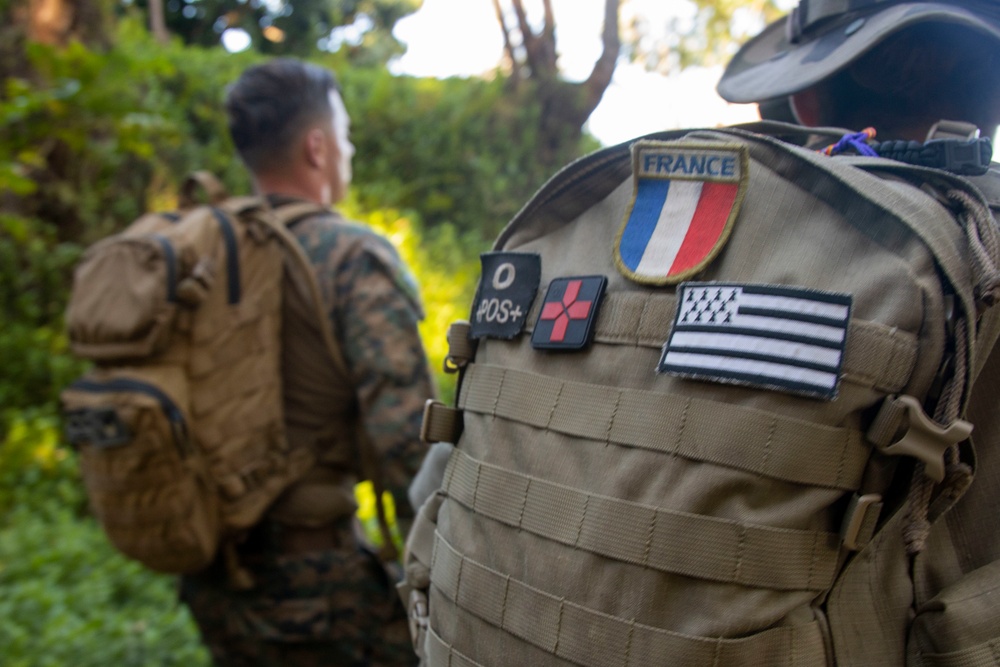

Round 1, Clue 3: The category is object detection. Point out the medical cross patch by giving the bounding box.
[531,276,607,350]
[615,140,748,286]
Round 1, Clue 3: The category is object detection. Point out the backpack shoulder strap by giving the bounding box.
[260,200,402,560]
[255,201,351,378]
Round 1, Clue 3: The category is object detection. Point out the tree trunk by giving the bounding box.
[494,0,621,168]
[148,0,170,45]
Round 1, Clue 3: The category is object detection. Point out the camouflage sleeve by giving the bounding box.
[332,234,434,525]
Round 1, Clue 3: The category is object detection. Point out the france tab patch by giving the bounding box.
[659,283,852,400]
[616,141,748,285]
[470,252,540,339]
[531,276,607,350]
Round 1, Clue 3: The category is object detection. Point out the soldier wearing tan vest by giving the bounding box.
[180,58,431,667]
[717,1,1000,664]
[402,2,1000,665]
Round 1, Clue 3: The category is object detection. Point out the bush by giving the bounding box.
[0,506,210,667]
[341,67,588,240]
[0,410,211,666]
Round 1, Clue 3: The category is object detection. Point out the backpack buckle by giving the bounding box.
[408,589,430,657]
[840,493,883,551]
[932,137,993,176]
[64,407,131,448]
[869,395,972,483]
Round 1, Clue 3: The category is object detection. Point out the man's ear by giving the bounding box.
[303,127,328,169]
[790,87,822,128]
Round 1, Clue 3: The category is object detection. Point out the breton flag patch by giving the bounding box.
[616,141,748,285]
[659,283,852,400]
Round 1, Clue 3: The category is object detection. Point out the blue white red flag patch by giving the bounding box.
[616,141,748,285]
[531,276,607,350]
[659,283,852,400]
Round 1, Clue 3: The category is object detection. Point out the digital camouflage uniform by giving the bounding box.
[182,198,432,667]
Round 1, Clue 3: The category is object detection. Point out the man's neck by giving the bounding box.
[253,172,329,206]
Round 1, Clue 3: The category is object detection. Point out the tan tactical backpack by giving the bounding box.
[61,173,343,586]
[405,123,1000,665]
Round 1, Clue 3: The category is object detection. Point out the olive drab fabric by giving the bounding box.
[61,175,346,583]
[405,123,1000,666]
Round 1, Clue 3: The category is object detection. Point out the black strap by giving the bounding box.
[210,207,241,304]
[872,137,993,176]
[149,234,178,303]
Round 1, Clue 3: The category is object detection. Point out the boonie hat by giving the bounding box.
[718,0,1000,104]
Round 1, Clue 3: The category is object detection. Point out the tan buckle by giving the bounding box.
[876,395,972,483]
[926,120,980,141]
[840,493,883,551]
[444,320,475,374]
[408,589,430,657]
[420,399,463,445]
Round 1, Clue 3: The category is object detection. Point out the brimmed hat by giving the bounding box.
[718,1,1000,104]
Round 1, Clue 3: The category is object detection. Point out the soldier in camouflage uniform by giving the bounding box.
[180,58,432,667]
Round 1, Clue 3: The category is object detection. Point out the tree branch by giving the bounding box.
[510,0,543,76]
[583,0,621,111]
[492,0,519,80]
[539,0,557,72]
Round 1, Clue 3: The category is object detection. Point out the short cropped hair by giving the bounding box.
[225,58,340,172]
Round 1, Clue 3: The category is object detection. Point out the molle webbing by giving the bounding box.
[458,363,870,491]
[430,533,830,667]
[426,627,484,667]
[520,291,917,394]
[443,448,840,591]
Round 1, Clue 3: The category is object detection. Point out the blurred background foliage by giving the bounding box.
[0,2,597,661]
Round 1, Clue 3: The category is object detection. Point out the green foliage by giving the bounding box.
[625,0,786,72]
[0,503,210,667]
[0,20,259,244]
[0,216,86,416]
[0,410,210,666]
[123,0,421,62]
[0,409,82,518]
[341,68,590,240]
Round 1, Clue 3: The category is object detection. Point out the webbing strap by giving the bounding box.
[422,400,463,444]
[445,449,839,591]
[430,532,830,667]
[458,364,869,491]
[920,638,1000,667]
[426,626,485,667]
[521,292,916,393]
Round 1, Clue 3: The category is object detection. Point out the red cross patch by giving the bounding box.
[531,276,607,350]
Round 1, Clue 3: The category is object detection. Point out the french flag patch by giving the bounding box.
[659,283,852,400]
[616,141,748,285]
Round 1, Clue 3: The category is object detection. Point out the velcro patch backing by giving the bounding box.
[659,282,852,400]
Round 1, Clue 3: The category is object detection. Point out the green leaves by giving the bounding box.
[0,500,211,667]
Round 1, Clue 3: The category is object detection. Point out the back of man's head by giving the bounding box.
[718,1,1000,137]
[225,59,339,173]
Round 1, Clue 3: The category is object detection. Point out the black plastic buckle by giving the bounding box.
[64,407,131,448]
[931,138,993,176]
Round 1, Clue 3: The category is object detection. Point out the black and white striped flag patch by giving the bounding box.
[659,282,852,400]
